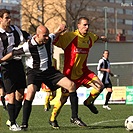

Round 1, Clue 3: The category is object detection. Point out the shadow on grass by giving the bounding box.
[29,125,125,132]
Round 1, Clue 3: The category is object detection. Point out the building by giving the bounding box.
[0,0,21,27]
[21,0,133,41]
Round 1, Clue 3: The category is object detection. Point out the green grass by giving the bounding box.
[0,104,133,133]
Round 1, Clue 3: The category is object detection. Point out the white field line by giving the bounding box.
[90,119,125,125]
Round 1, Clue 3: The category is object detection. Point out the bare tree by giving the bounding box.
[20,0,114,37]
[20,0,58,34]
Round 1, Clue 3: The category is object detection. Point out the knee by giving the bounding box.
[68,81,76,92]
[98,83,104,92]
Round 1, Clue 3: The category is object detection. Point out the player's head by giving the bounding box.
[77,17,90,36]
[103,50,109,59]
[36,25,49,44]
[0,9,11,27]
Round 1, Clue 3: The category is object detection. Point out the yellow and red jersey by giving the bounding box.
[53,30,98,80]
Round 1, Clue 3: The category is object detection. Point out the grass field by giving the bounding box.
[0,104,133,133]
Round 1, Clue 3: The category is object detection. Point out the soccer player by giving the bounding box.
[49,17,107,128]
[0,25,86,130]
[0,9,30,131]
[97,50,113,110]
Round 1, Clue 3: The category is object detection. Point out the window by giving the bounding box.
[126,9,133,15]
[117,9,123,14]
[108,7,114,13]
[127,30,133,35]
[125,20,133,25]
[125,0,132,4]
[117,19,124,24]
[115,0,123,3]
[109,0,114,2]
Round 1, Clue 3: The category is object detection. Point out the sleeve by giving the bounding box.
[53,32,72,49]
[12,42,29,56]
[89,32,99,43]
[49,33,55,43]
[12,47,24,56]
[97,59,103,71]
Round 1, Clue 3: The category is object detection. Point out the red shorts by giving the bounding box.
[62,69,97,94]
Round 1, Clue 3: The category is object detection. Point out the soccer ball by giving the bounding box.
[125,116,133,131]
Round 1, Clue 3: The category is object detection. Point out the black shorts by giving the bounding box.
[1,60,26,94]
[26,67,65,91]
[104,82,112,89]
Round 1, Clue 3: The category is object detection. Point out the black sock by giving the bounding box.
[22,100,32,126]
[69,92,78,118]
[105,92,112,105]
[7,103,15,125]
[15,100,22,119]
[1,96,6,107]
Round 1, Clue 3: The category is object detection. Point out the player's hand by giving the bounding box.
[100,36,108,42]
[54,24,67,35]
[110,73,114,77]
[113,74,119,78]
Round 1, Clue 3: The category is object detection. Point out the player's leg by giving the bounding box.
[42,83,51,111]
[2,75,21,131]
[56,77,87,127]
[15,88,24,119]
[44,91,51,111]
[21,84,37,130]
[50,91,56,101]
[44,91,56,111]
[84,77,104,114]
[49,89,68,129]
[103,84,112,110]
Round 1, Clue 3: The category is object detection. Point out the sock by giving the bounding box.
[104,92,112,105]
[50,100,62,121]
[1,96,6,107]
[69,92,78,119]
[44,95,50,109]
[15,100,22,119]
[7,103,15,125]
[49,95,55,101]
[22,100,32,126]
[84,88,100,105]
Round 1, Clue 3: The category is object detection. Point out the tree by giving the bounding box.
[20,0,114,38]
[21,0,58,34]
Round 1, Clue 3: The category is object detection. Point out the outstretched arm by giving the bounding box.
[0,52,13,64]
[53,24,67,39]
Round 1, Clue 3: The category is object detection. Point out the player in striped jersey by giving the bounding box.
[97,50,114,110]
[0,25,87,130]
[0,9,30,131]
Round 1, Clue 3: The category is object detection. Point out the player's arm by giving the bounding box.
[100,68,114,76]
[53,24,67,39]
[0,47,25,64]
[0,52,13,63]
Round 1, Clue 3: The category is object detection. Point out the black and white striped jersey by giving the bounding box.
[12,34,55,71]
[0,25,30,60]
[97,57,110,84]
